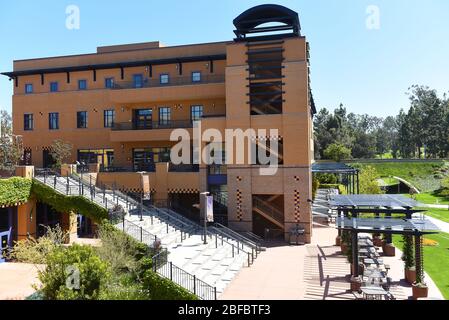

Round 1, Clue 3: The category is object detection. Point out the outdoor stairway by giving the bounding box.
[252,196,284,229]
[33,170,262,299]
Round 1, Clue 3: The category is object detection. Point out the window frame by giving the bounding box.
[191,71,202,83]
[158,107,171,126]
[48,112,59,130]
[77,111,88,129]
[103,109,115,128]
[24,113,34,131]
[133,74,144,88]
[78,79,87,90]
[105,77,115,89]
[25,83,33,94]
[159,73,169,85]
[190,105,203,122]
[50,81,59,92]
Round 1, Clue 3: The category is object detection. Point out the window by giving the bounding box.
[158,107,171,126]
[133,147,170,172]
[133,74,143,88]
[192,72,201,82]
[24,114,34,131]
[78,79,87,90]
[77,111,88,128]
[191,105,203,122]
[25,84,33,94]
[49,113,59,130]
[105,78,115,89]
[50,82,59,92]
[104,110,115,128]
[160,74,169,84]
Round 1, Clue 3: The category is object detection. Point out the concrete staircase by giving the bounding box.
[34,170,261,299]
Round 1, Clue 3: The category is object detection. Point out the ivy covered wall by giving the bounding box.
[0,177,108,223]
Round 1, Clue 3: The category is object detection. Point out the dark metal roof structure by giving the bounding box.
[337,217,439,235]
[312,162,358,174]
[1,54,226,78]
[233,4,301,40]
[329,194,419,209]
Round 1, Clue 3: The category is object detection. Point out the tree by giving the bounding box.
[359,166,384,194]
[323,143,351,162]
[0,110,23,174]
[49,139,73,168]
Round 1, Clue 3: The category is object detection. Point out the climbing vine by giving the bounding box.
[31,180,108,223]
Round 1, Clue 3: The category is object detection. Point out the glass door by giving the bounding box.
[134,109,153,130]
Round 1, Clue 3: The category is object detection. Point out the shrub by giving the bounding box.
[315,173,337,184]
[7,225,68,264]
[99,275,150,300]
[36,244,111,300]
[142,270,198,300]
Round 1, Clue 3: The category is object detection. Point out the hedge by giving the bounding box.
[31,180,108,223]
[0,177,33,207]
[142,269,198,300]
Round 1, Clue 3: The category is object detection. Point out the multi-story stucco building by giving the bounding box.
[2,4,316,243]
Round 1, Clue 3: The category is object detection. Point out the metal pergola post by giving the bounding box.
[415,234,424,283]
[352,230,359,277]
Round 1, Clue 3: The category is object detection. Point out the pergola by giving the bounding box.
[312,162,360,194]
[331,194,440,281]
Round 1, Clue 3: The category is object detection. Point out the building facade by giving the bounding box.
[3,5,316,243]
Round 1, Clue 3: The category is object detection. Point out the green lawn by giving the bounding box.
[419,207,449,224]
[351,161,447,192]
[413,193,449,205]
[393,233,449,300]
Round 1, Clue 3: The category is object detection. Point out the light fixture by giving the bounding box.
[39,112,43,116]
[121,107,125,112]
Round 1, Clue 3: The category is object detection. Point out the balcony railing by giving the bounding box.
[112,74,225,90]
[112,120,193,131]
[169,163,200,173]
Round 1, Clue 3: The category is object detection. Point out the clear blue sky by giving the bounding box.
[1,0,449,117]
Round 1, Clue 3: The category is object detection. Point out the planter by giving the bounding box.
[335,236,341,246]
[383,243,396,257]
[350,276,362,292]
[373,236,383,247]
[405,268,416,284]
[412,284,429,300]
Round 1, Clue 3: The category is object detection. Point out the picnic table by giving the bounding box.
[363,258,384,266]
[361,286,389,300]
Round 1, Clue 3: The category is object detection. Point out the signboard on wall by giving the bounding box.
[206,196,214,222]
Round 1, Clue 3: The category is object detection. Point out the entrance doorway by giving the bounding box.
[43,150,56,168]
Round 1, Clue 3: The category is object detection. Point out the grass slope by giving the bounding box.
[351,161,447,192]
[393,233,449,300]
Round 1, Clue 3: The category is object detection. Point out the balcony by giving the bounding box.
[112,120,193,131]
[112,74,225,90]
[108,75,226,104]
[110,120,194,142]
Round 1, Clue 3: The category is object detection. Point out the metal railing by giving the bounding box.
[253,197,284,225]
[168,163,199,173]
[117,218,159,247]
[112,120,193,131]
[213,222,263,254]
[152,249,217,300]
[112,74,225,90]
